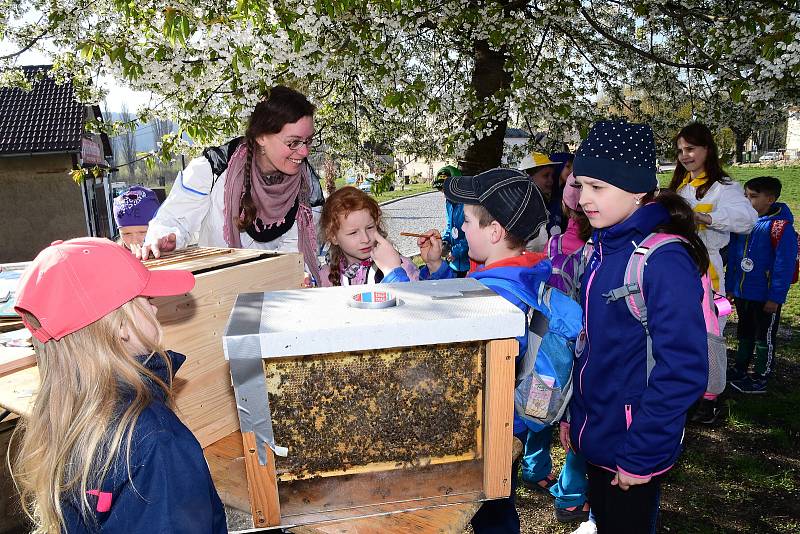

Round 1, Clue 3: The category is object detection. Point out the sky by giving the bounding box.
[1,40,152,112]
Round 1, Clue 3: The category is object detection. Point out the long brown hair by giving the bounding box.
[668,122,731,200]
[11,299,172,533]
[321,186,385,286]
[237,85,316,231]
[642,189,710,274]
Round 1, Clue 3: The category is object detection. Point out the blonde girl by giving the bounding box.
[318,186,418,286]
[12,238,226,533]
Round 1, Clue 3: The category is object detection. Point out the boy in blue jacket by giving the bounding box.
[726,176,798,394]
[417,168,571,534]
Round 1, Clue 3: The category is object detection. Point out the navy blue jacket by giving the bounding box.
[62,351,227,533]
[569,203,708,478]
[726,202,797,304]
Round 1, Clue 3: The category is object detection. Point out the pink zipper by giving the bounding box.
[625,404,632,429]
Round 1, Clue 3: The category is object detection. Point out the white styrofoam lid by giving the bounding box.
[224,278,525,358]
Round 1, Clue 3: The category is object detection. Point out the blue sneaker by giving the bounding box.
[727,367,748,382]
[731,376,768,394]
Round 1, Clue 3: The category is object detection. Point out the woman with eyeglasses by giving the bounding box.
[137,85,325,283]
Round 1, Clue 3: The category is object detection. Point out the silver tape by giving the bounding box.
[226,292,287,465]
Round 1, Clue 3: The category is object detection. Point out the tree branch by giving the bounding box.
[579,6,713,69]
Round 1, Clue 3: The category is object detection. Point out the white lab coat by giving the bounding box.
[678,179,758,294]
[145,156,322,253]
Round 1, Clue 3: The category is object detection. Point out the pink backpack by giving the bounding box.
[584,233,731,394]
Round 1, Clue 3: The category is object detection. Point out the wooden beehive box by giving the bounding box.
[144,246,304,448]
[223,278,523,528]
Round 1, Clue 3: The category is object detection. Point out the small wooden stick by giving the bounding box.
[399,232,428,238]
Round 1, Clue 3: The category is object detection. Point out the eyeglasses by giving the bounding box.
[285,136,321,151]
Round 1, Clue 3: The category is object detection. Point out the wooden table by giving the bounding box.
[0,365,522,533]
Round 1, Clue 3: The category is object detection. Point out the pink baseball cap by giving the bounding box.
[15,238,195,343]
[562,173,582,212]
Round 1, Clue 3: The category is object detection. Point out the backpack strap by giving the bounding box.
[474,277,549,384]
[602,233,686,383]
[547,234,563,257]
[770,219,787,249]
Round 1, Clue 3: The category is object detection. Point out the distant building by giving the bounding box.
[786,107,800,160]
[0,65,113,262]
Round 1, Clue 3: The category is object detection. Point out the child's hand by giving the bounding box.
[763,300,779,313]
[611,470,651,491]
[418,230,443,272]
[300,273,315,288]
[371,233,402,273]
[559,422,571,452]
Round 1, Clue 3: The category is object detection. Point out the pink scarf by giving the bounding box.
[223,142,320,282]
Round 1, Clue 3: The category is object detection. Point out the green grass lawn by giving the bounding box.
[331,177,433,203]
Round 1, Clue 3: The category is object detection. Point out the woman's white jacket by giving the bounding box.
[145,148,323,253]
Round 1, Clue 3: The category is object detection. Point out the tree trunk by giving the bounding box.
[731,126,749,164]
[459,39,510,175]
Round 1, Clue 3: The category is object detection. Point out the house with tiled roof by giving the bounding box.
[0,65,113,262]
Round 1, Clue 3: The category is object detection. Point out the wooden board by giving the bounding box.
[0,365,38,417]
[210,431,523,534]
[144,247,275,273]
[203,431,250,512]
[287,503,479,534]
[155,252,304,448]
[242,432,281,528]
[0,345,35,378]
[482,338,517,499]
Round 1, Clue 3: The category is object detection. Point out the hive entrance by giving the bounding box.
[264,342,484,481]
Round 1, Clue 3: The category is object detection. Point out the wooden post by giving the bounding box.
[241,432,281,527]
[482,338,517,499]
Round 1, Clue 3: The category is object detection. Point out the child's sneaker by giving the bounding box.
[571,520,597,534]
[730,376,768,394]
[727,367,747,382]
[554,502,590,523]
[690,398,721,424]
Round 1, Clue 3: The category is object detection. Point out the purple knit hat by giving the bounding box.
[113,186,160,228]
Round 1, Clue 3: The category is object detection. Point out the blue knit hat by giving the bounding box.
[113,185,160,228]
[573,120,658,193]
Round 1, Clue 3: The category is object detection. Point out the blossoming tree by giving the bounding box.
[1,0,797,172]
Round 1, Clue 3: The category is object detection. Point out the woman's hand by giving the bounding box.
[134,234,177,260]
[611,470,651,491]
[371,233,402,273]
[418,230,443,272]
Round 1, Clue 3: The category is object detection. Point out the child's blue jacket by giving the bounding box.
[62,351,227,533]
[443,200,470,273]
[569,203,707,478]
[725,202,797,304]
[421,252,575,434]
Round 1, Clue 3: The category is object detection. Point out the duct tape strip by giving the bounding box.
[226,292,288,465]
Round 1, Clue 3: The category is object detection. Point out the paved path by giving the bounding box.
[381,191,447,257]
